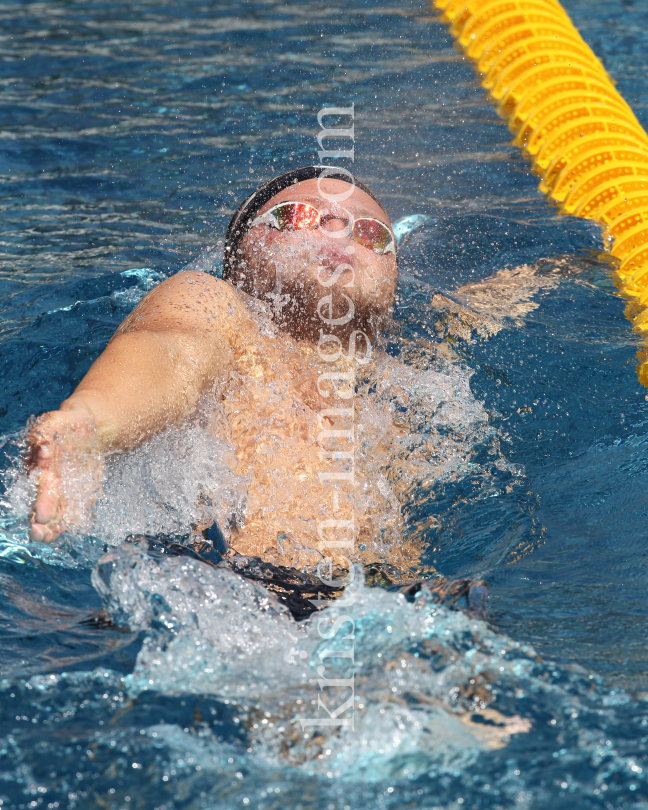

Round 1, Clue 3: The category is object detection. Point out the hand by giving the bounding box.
[27,406,100,543]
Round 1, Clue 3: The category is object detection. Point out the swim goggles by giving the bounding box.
[250,201,396,255]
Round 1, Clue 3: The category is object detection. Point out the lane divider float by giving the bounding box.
[431,0,648,381]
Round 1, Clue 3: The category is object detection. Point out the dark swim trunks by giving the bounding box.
[129,534,488,622]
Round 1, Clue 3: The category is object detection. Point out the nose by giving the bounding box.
[319,213,350,234]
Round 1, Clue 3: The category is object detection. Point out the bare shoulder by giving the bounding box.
[116,271,251,336]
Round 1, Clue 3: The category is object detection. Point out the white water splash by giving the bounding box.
[94,542,537,781]
[93,401,248,544]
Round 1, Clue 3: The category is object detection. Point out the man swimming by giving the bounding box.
[27,166,419,572]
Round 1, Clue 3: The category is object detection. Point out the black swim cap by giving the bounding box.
[223,165,390,278]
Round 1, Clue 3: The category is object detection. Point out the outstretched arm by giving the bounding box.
[29,271,248,541]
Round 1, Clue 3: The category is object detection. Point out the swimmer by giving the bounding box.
[27,166,417,571]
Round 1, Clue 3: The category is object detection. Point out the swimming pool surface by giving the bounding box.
[3,0,648,807]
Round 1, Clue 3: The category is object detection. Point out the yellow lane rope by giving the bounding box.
[432,0,648,382]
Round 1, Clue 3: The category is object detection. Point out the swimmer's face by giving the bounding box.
[230,178,398,342]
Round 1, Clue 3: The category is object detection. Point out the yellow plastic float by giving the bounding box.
[431,0,648,383]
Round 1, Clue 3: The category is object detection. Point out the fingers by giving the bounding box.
[30,520,63,544]
[30,456,65,543]
[27,420,64,543]
[32,468,59,524]
[26,419,57,472]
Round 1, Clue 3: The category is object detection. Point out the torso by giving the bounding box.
[214,294,422,573]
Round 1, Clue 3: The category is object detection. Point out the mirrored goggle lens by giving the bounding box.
[352,218,394,254]
[271,202,320,230]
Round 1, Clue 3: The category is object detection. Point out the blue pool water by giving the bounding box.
[3,0,648,807]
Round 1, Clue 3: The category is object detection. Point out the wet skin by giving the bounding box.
[28,178,401,568]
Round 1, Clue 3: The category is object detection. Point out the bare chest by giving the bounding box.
[222,336,323,471]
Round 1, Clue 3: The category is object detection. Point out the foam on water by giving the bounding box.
[94,401,248,545]
[74,539,648,804]
[93,542,301,700]
[91,542,525,778]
